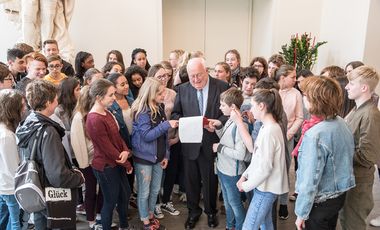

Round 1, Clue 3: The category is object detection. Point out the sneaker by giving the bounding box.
[154,204,164,219]
[94,219,117,228]
[289,193,298,201]
[173,184,180,194]
[149,218,166,229]
[90,222,102,230]
[142,223,157,230]
[89,222,96,230]
[179,193,187,203]
[278,204,289,220]
[161,202,180,216]
[370,216,380,226]
[76,204,86,215]
[150,218,160,227]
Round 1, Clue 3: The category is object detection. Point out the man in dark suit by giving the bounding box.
[172,57,229,229]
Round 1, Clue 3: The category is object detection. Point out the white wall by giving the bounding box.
[250,0,275,58]
[251,0,323,72]
[162,0,205,60]
[0,0,163,69]
[272,0,323,59]
[363,0,380,71]
[69,0,162,68]
[204,0,252,66]
[363,0,380,95]
[317,0,370,73]
[162,0,253,67]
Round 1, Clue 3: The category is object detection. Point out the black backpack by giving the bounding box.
[14,127,46,213]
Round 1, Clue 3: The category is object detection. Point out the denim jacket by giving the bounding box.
[131,108,171,163]
[108,96,134,148]
[295,117,355,220]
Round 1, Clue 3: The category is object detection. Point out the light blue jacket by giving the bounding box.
[295,117,355,220]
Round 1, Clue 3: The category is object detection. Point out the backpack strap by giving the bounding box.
[29,126,45,161]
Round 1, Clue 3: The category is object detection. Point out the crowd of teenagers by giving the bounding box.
[1,40,380,230]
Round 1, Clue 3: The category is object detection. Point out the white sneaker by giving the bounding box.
[94,219,117,229]
[161,202,180,216]
[173,184,180,194]
[179,193,187,202]
[154,204,164,219]
[370,216,380,227]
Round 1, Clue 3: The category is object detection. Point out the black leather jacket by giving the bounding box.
[16,112,84,188]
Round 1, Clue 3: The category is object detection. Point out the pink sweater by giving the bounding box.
[279,88,304,140]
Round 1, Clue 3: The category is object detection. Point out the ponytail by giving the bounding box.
[270,89,283,123]
[252,88,283,123]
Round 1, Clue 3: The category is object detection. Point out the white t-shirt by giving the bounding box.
[0,123,20,195]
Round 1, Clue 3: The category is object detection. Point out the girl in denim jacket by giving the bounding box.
[231,89,289,230]
[131,77,178,230]
[294,76,355,230]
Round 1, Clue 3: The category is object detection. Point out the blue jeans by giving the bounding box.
[0,198,10,230]
[0,195,20,230]
[218,171,246,230]
[135,162,163,221]
[93,165,131,230]
[243,189,277,230]
[20,210,47,230]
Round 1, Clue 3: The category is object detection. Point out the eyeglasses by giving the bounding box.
[48,64,62,69]
[156,73,169,80]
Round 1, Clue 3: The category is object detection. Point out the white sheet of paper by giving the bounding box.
[179,116,203,143]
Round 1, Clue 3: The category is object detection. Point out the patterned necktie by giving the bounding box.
[198,89,203,115]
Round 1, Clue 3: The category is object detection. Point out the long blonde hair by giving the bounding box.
[131,77,163,122]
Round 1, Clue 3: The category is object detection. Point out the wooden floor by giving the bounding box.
[75,161,380,229]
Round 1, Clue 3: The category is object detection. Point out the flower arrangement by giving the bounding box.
[280,33,327,72]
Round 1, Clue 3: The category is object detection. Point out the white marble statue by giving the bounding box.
[2,0,75,63]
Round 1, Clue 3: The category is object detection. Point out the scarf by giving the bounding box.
[230,67,240,85]
[292,115,324,157]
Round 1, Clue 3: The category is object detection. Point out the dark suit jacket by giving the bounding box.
[171,76,229,160]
